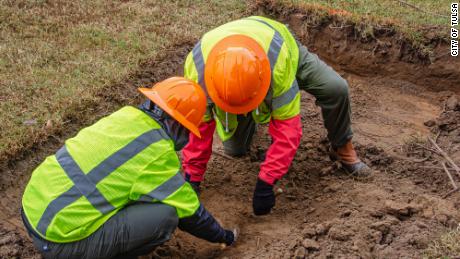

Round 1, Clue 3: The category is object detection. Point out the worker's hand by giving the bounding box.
[252,178,275,215]
[222,227,239,247]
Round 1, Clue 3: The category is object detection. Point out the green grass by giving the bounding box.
[0,0,453,162]
[293,0,450,26]
[270,0,451,42]
[0,0,247,162]
[424,226,460,258]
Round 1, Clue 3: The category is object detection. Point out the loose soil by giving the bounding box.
[1,3,460,258]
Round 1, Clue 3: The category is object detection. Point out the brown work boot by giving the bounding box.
[332,140,373,178]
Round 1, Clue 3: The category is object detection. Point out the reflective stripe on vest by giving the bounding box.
[191,18,299,111]
[138,172,185,202]
[36,128,173,236]
[272,80,299,110]
[246,17,299,110]
[192,40,208,97]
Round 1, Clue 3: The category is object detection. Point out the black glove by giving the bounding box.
[189,181,201,195]
[224,229,235,246]
[252,178,275,216]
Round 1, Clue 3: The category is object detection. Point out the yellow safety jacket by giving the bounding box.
[184,16,300,141]
[22,106,199,243]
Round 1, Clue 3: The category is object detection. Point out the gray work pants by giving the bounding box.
[24,203,178,259]
[222,43,353,155]
[223,114,257,156]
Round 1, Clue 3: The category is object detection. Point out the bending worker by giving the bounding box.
[21,77,236,259]
[182,16,372,216]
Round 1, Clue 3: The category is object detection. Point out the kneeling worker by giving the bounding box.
[21,77,236,259]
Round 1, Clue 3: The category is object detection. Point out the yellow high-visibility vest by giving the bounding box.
[22,106,199,243]
[184,16,300,141]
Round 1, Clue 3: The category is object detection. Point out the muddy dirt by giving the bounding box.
[1,2,460,259]
[163,86,459,259]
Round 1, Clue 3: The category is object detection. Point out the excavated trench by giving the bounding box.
[1,3,460,258]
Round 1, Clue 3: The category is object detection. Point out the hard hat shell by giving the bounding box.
[205,35,271,114]
[138,77,207,138]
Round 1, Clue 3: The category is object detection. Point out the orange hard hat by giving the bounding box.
[138,77,207,138]
[205,35,271,114]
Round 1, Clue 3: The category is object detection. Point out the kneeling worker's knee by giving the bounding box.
[155,205,179,241]
[132,203,179,248]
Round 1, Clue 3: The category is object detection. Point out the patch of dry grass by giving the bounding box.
[425,225,460,259]
[262,0,451,44]
[291,0,450,27]
[0,0,246,162]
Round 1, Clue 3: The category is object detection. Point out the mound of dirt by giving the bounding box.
[0,222,37,259]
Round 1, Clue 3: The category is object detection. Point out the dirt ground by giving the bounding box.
[1,3,460,259]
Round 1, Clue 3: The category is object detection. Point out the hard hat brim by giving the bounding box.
[205,34,271,114]
[138,88,202,138]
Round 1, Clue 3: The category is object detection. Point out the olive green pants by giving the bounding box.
[296,42,352,148]
[223,42,353,155]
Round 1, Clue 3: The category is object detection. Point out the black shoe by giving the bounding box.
[341,161,373,178]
